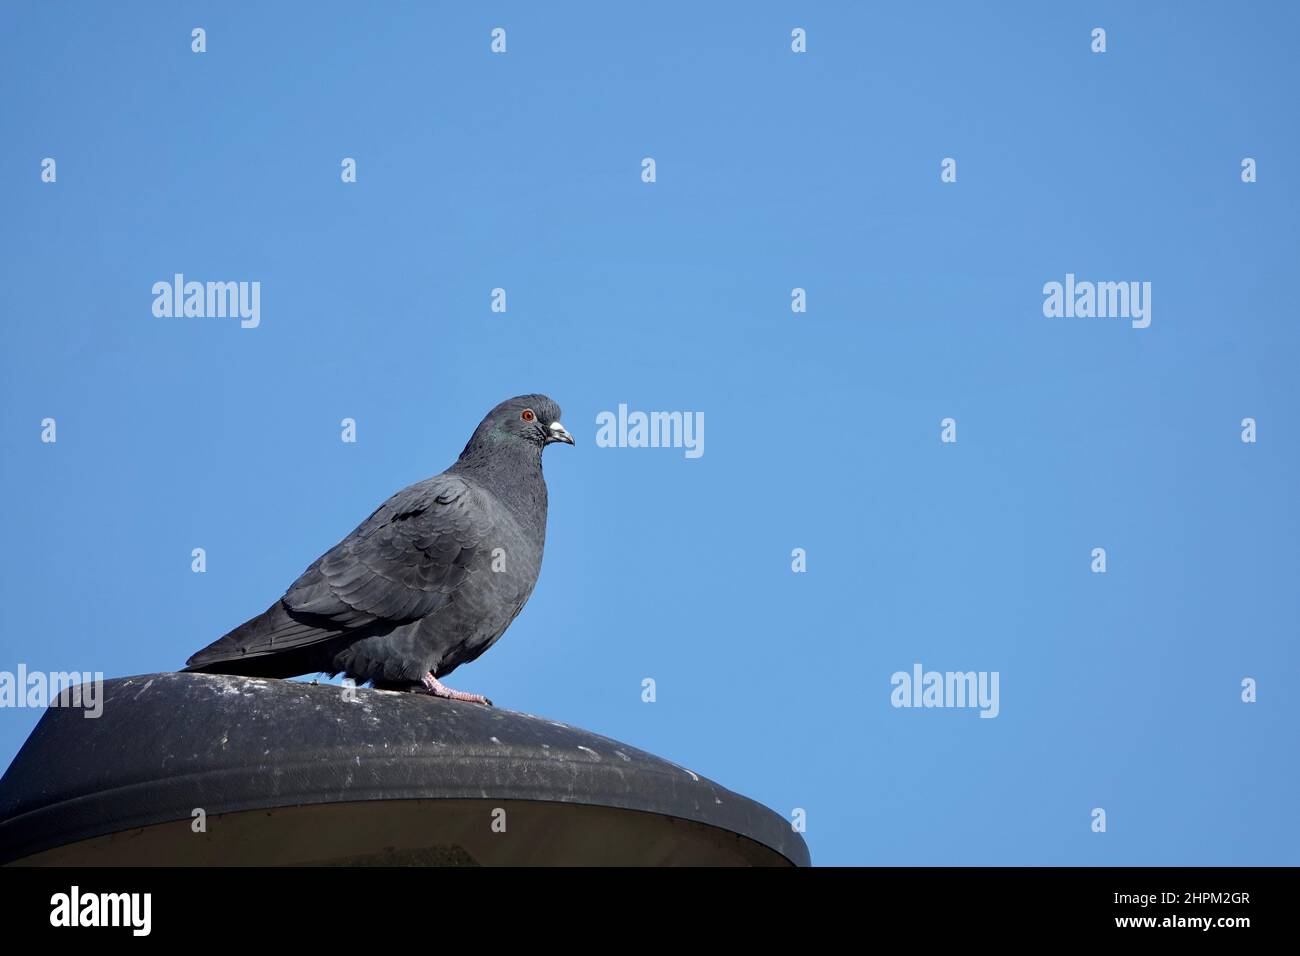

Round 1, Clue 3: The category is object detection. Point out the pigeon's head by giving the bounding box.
[460,394,574,461]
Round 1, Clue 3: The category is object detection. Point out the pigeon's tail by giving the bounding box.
[183,601,348,678]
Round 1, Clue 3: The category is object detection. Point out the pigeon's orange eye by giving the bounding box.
[521,409,536,423]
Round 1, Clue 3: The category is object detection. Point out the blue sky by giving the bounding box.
[1,2,1297,866]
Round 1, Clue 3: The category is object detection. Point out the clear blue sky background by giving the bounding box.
[2,2,1296,866]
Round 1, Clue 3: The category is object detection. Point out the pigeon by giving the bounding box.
[184,394,574,705]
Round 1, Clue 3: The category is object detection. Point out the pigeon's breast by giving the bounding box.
[423,503,544,674]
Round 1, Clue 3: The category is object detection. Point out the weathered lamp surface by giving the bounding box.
[0,672,809,866]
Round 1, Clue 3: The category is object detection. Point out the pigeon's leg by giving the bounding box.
[419,672,492,707]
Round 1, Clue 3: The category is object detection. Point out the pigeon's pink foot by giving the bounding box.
[419,672,492,706]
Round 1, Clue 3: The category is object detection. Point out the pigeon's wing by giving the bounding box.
[280,474,488,632]
[187,475,489,668]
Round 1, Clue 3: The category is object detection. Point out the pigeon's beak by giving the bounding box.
[546,421,575,446]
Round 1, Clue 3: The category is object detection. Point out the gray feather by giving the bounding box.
[184,394,571,688]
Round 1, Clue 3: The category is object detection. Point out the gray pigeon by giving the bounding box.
[184,394,574,705]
